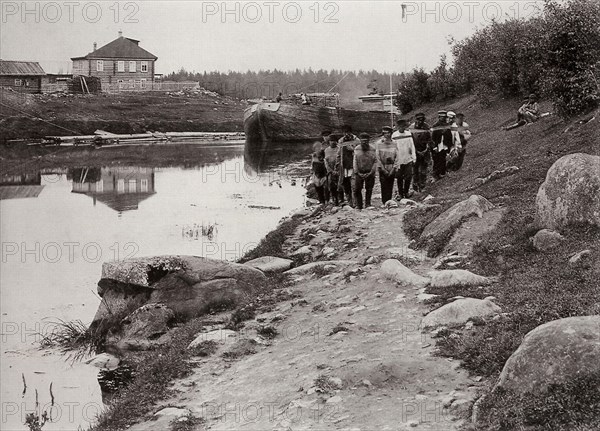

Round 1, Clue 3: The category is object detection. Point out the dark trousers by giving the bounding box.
[432,150,448,179]
[396,163,413,198]
[448,148,466,172]
[328,173,343,205]
[353,174,375,209]
[413,154,429,191]
[340,175,353,206]
[315,184,327,204]
[379,171,395,204]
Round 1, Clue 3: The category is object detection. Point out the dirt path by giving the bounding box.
[130,205,481,430]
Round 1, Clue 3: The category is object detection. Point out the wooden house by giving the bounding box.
[0,60,46,93]
[71,32,158,91]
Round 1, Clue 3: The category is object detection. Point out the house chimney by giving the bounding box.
[118,30,123,38]
[93,42,97,51]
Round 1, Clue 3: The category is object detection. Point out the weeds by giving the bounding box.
[188,340,218,357]
[256,325,278,339]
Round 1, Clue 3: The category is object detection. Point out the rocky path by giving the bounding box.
[130,205,482,431]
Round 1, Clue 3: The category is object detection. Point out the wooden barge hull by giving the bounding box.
[244,102,395,150]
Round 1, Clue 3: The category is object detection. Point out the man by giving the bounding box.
[518,94,540,123]
[324,133,342,205]
[392,119,417,199]
[409,112,432,192]
[337,125,359,206]
[353,132,377,210]
[430,110,454,180]
[448,113,471,171]
[310,142,328,205]
[376,126,398,205]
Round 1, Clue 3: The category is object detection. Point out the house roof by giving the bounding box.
[0,60,45,76]
[0,185,45,200]
[71,36,157,61]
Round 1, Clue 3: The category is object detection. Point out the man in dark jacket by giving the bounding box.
[430,110,454,180]
[409,112,432,192]
[353,132,377,210]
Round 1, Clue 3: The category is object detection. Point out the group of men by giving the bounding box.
[310,110,471,209]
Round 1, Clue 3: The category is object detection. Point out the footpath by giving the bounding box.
[129,204,482,431]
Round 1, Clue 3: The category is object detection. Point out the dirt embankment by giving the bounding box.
[0,88,247,141]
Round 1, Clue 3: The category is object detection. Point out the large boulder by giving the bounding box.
[496,316,600,395]
[421,298,501,328]
[380,259,430,288]
[420,195,494,255]
[94,256,266,323]
[284,260,357,276]
[429,270,491,288]
[535,153,600,229]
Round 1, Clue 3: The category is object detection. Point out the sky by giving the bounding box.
[1,1,545,74]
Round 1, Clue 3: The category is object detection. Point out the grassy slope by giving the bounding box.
[403,95,600,430]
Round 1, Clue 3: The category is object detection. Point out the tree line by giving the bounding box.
[165,0,599,119]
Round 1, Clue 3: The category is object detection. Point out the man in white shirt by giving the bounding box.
[392,119,417,199]
[448,113,471,171]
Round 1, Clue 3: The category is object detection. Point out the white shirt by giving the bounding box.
[391,130,417,165]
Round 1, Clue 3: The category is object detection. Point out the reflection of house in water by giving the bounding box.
[0,172,44,200]
[71,167,156,212]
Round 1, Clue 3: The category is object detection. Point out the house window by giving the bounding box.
[117,61,125,72]
[117,79,124,89]
[140,178,148,192]
[96,60,104,72]
[141,61,148,72]
[129,61,136,72]
[140,78,147,89]
[117,179,125,193]
[128,179,137,193]
[14,79,22,86]
[95,180,103,192]
[129,79,135,88]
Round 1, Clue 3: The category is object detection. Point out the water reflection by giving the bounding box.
[69,167,156,213]
[0,171,45,200]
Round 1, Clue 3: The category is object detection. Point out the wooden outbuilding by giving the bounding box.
[0,60,46,93]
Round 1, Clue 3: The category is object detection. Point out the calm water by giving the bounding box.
[0,143,311,430]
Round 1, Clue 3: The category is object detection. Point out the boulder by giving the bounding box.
[421,298,501,328]
[188,329,238,348]
[109,303,174,351]
[496,316,600,395]
[284,260,357,276]
[429,270,491,288]
[531,229,565,251]
[380,259,430,288]
[420,195,494,253]
[94,256,266,324]
[244,256,293,273]
[291,245,312,257]
[536,153,600,229]
[384,200,399,209]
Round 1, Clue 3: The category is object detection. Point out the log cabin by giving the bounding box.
[0,60,46,93]
[71,32,158,91]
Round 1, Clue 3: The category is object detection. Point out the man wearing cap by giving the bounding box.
[376,125,399,204]
[324,133,343,205]
[430,110,454,180]
[310,142,328,205]
[448,113,471,171]
[392,119,417,199]
[409,113,432,192]
[337,125,359,206]
[353,133,377,210]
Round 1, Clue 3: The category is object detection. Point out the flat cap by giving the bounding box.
[359,132,371,139]
[415,112,425,119]
[437,110,447,116]
[381,126,393,132]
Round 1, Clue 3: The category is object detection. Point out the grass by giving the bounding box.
[238,217,304,262]
[403,201,456,256]
[469,374,600,431]
[403,96,600,430]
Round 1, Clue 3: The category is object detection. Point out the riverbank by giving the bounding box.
[0,88,246,141]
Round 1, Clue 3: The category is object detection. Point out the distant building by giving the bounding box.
[0,60,46,93]
[71,31,158,91]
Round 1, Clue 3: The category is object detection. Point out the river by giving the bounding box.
[0,143,312,430]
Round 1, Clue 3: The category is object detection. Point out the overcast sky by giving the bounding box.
[1,1,545,74]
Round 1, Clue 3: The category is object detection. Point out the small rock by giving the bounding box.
[291,245,312,256]
[569,249,592,268]
[531,229,565,251]
[384,200,399,209]
[399,198,417,206]
[326,395,342,404]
